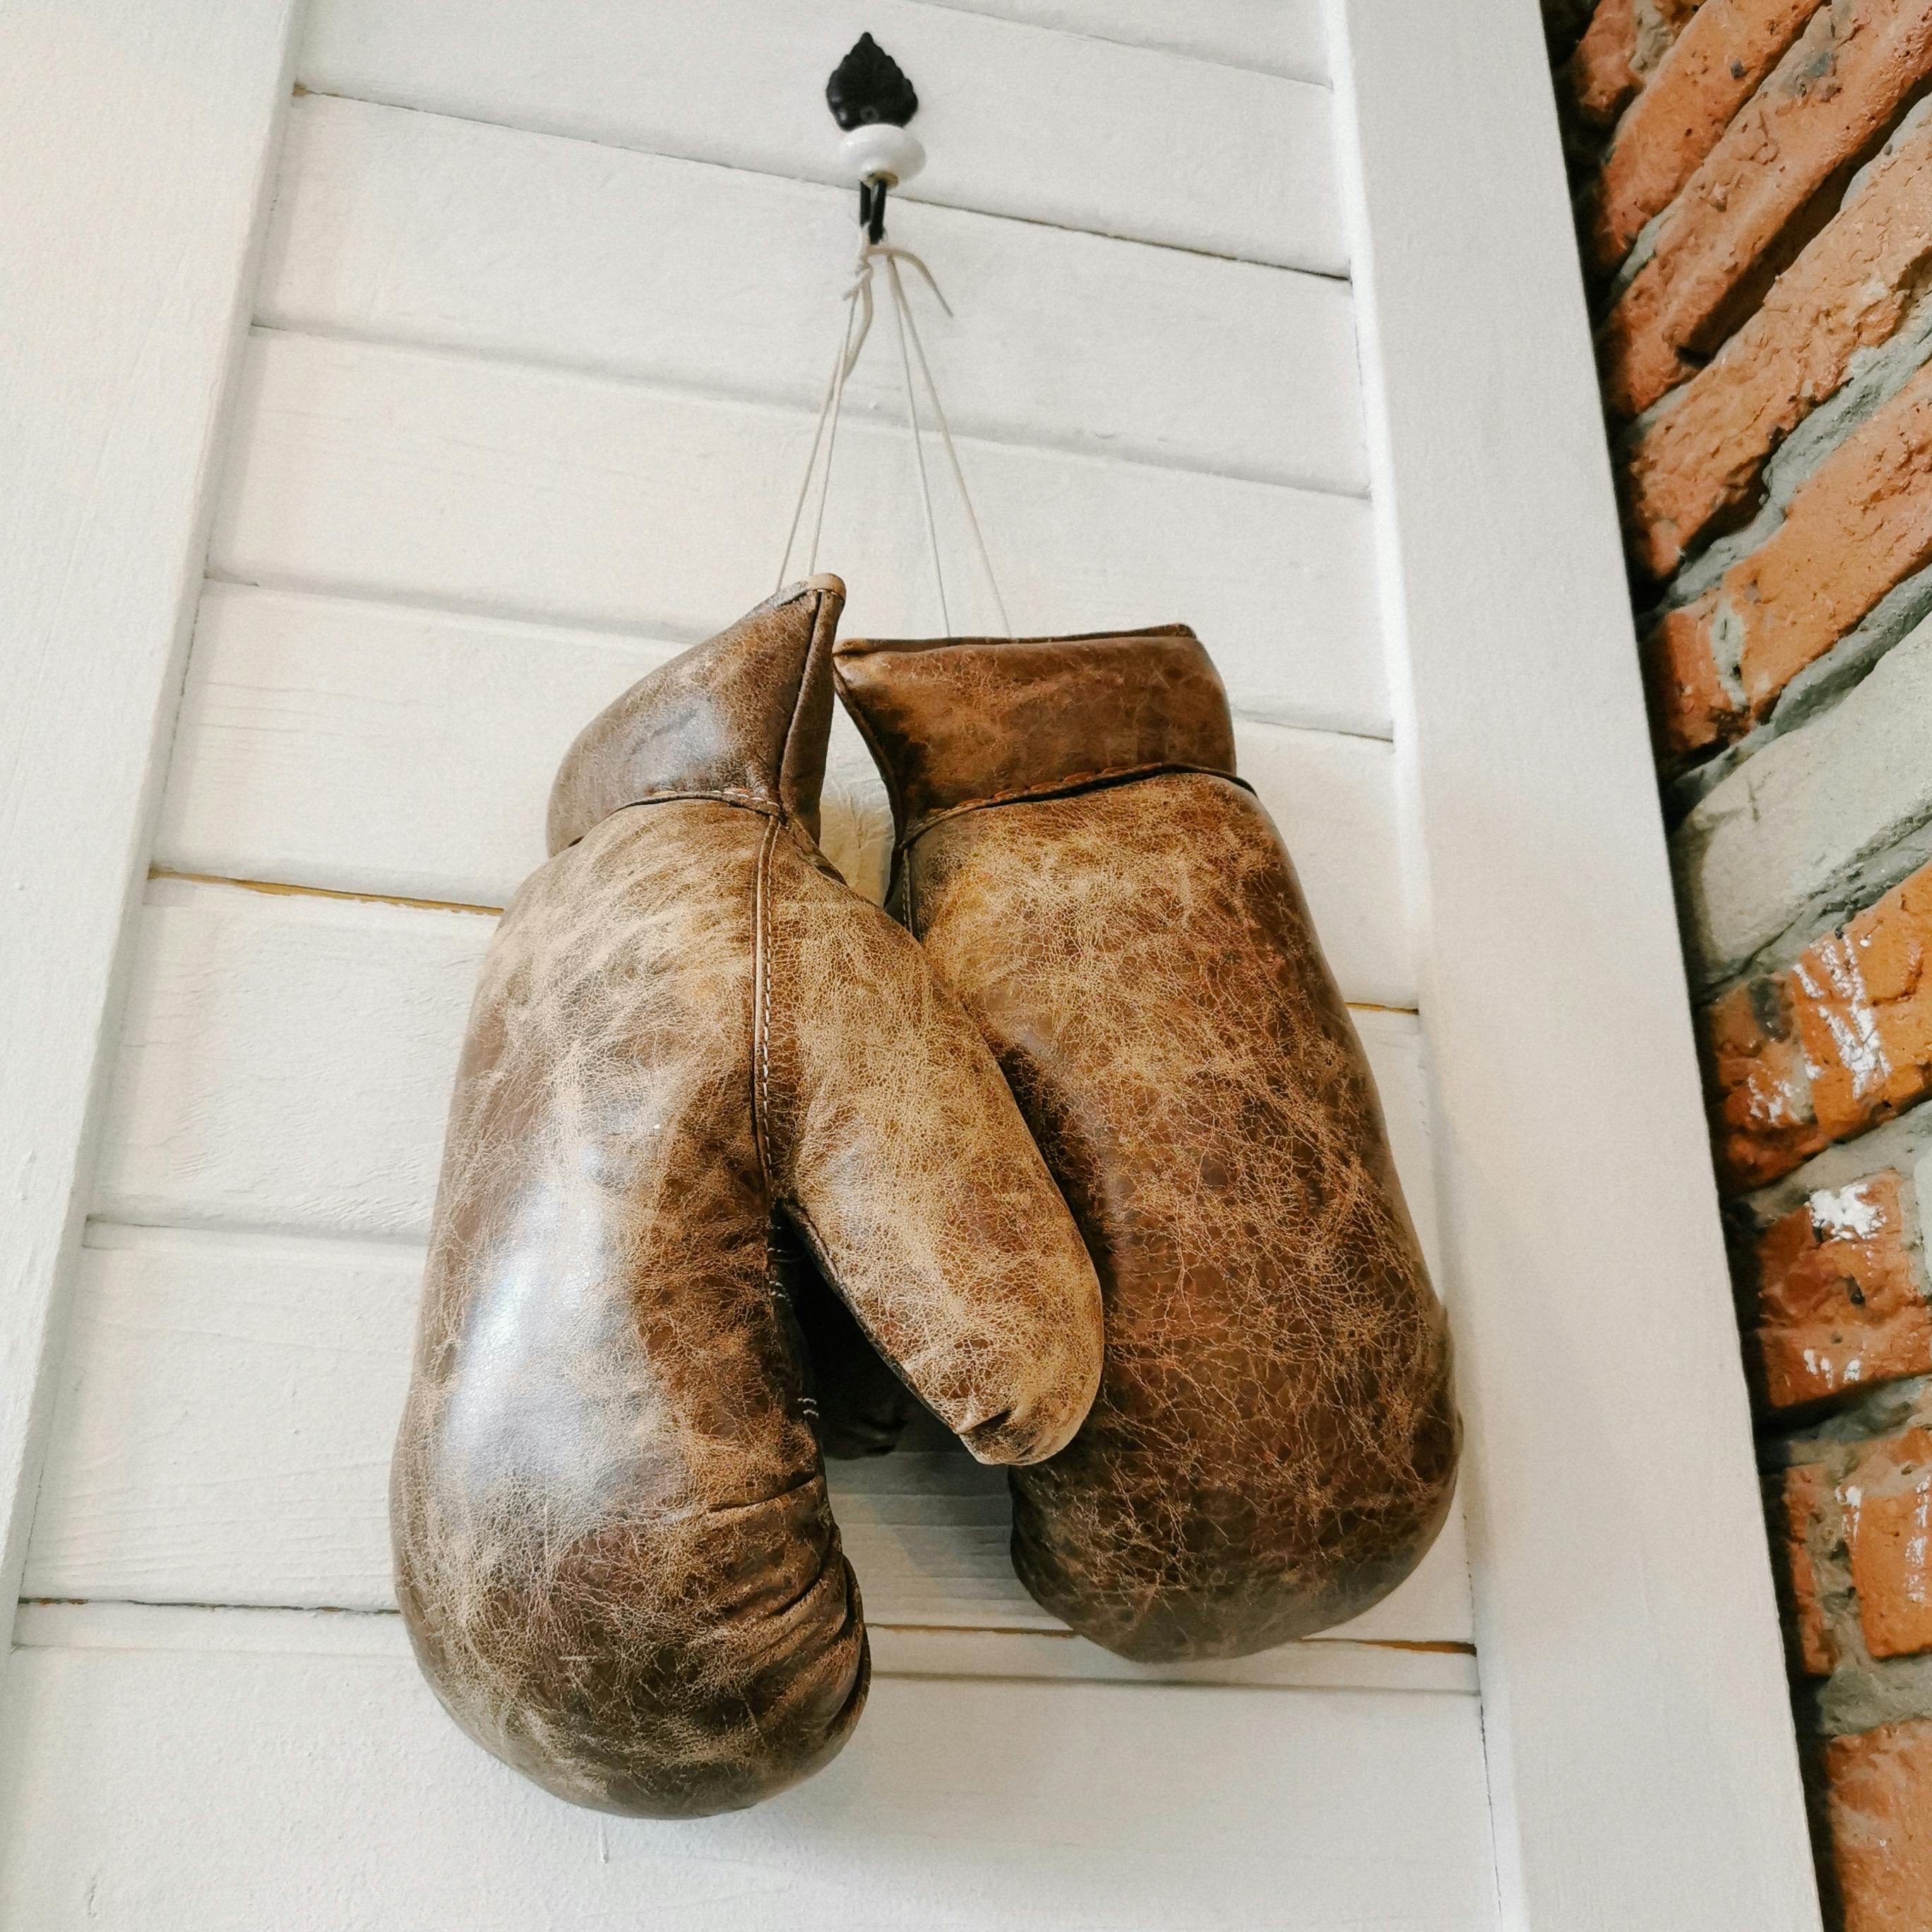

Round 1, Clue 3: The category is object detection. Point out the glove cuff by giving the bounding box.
[832,624,1235,842]
[546,574,845,854]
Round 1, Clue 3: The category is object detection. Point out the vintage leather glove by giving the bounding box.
[833,624,1461,1663]
[390,578,1104,1816]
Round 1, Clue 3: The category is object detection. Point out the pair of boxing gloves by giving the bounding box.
[390,576,1460,1818]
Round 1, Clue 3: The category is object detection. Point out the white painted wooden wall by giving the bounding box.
[1,8,1493,1924]
[0,4,1820,1927]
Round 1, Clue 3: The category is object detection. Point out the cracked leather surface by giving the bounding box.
[391,579,1103,1815]
[834,625,1462,1663]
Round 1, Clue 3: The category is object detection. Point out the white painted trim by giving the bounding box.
[1323,4,1821,1927]
[0,0,300,1662]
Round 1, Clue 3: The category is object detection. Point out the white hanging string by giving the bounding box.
[883,250,1012,638]
[774,270,863,596]
[884,242,950,633]
[775,232,1013,638]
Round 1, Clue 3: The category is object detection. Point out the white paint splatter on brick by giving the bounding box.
[1794,936,1890,1101]
[1801,1346,1859,1391]
[1811,1180,1888,1241]
[1840,1482,1866,1555]
[1909,1485,1931,1605]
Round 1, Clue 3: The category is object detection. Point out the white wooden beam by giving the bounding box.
[0,0,300,1640]
[1323,2,1823,1926]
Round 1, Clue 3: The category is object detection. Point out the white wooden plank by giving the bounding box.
[261,94,1365,495]
[24,1223,1470,1654]
[1325,3,1820,1928]
[93,880,1430,1243]
[158,584,889,900]
[0,0,299,1649]
[157,585,1408,992]
[0,1616,1496,1931]
[911,0,1329,82]
[298,0,1347,273]
[212,330,1383,737]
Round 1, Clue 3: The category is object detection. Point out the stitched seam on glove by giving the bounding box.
[898,762,1256,852]
[751,811,780,1191]
[606,786,785,823]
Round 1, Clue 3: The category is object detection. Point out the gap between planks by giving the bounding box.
[146,869,1422,1017]
[152,868,500,919]
[10,1600,1475,1695]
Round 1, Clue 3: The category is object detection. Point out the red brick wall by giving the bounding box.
[1553,3,1932,1924]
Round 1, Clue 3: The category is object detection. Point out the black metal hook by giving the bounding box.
[828,34,917,244]
[826,33,917,131]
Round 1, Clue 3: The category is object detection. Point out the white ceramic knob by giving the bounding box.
[840,122,925,188]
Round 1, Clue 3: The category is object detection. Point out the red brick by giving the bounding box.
[1828,1719,1932,1931]
[1801,870,1932,1139]
[1600,0,1932,419]
[1754,1171,1932,1409]
[1566,0,1703,129]
[1645,588,1741,753]
[1585,0,1818,275]
[1622,110,1932,576]
[1706,974,1826,1191]
[1645,356,1932,755]
[1845,1426,1932,1655]
[1708,859,1932,1188]
[1779,1462,1840,1672]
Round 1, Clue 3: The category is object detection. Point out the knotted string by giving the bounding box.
[775,234,1014,639]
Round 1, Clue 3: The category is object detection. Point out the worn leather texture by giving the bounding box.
[391,579,1104,1816]
[835,625,1462,1663]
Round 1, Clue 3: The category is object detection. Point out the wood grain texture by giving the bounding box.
[1327,1,1820,1926]
[261,95,1364,494]
[0,1609,1497,1932]
[0,0,299,1638]
[297,0,1346,272]
[93,880,1433,1246]
[910,0,1328,81]
[23,1224,1472,1656]
[211,329,1383,735]
[157,585,1409,991]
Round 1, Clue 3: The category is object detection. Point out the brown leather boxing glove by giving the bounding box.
[833,624,1461,1664]
[390,578,1103,1816]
